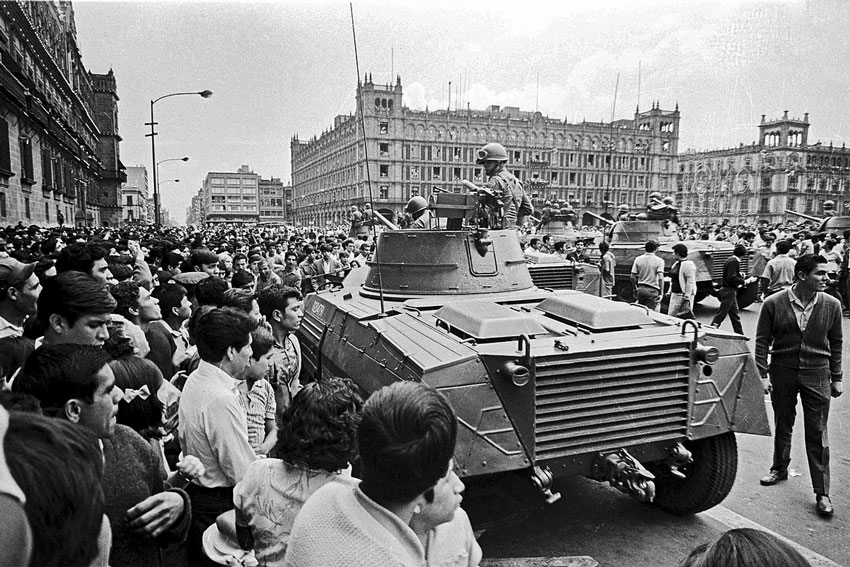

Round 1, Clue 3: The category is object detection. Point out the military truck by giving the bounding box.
[587,212,759,308]
[297,192,769,524]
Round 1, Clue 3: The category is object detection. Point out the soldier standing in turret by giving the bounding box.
[461,142,533,229]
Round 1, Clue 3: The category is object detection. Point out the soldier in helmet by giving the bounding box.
[617,204,630,221]
[823,200,836,218]
[461,142,533,229]
[404,196,431,229]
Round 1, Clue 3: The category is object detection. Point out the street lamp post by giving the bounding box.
[146,90,212,226]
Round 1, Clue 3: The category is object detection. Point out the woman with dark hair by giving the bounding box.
[110,357,203,484]
[0,336,35,390]
[680,528,811,567]
[233,377,363,565]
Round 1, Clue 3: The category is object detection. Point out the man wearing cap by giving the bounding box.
[461,142,532,229]
[0,258,41,339]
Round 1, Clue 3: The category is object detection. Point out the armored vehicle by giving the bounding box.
[785,209,850,236]
[297,193,769,522]
[589,213,759,308]
[525,251,604,295]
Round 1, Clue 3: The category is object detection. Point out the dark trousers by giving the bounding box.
[711,287,743,334]
[185,484,234,567]
[769,366,831,495]
[636,284,660,311]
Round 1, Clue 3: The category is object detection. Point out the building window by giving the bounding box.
[433,166,441,180]
[379,122,388,134]
[0,118,11,175]
[379,185,389,199]
[380,164,389,177]
[211,177,224,185]
[379,143,389,156]
[24,197,30,219]
[44,202,49,223]
[411,166,420,180]
[19,138,34,184]
[127,195,133,205]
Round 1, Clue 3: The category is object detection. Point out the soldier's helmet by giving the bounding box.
[648,191,663,203]
[662,196,676,206]
[824,200,836,211]
[618,203,630,211]
[475,142,509,164]
[405,196,428,216]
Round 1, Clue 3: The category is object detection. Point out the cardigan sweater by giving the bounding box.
[755,288,843,381]
[283,481,425,567]
[102,424,191,567]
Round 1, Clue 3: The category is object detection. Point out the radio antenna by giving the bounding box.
[350,3,385,314]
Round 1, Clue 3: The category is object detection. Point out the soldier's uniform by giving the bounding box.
[485,169,532,229]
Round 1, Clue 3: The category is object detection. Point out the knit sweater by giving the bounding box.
[102,424,191,567]
[755,288,843,381]
[283,481,425,567]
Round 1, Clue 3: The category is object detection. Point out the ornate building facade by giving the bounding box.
[0,1,124,227]
[677,112,850,225]
[291,74,680,227]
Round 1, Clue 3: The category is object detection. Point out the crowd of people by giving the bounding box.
[0,207,835,566]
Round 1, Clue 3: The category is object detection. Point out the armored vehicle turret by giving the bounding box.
[785,208,850,236]
[297,192,769,523]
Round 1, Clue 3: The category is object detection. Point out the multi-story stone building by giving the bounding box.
[291,74,680,227]
[258,176,286,223]
[202,165,260,224]
[121,166,147,224]
[0,1,124,227]
[677,111,850,225]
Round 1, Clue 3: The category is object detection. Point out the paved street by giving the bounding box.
[476,296,850,567]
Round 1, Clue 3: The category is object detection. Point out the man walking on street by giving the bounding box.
[710,244,748,334]
[630,240,665,311]
[667,243,697,319]
[756,254,843,518]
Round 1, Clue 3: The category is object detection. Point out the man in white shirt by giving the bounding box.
[630,240,666,311]
[179,307,258,566]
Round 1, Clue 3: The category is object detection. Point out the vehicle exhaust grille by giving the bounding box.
[534,343,690,460]
[709,250,749,282]
[528,265,574,290]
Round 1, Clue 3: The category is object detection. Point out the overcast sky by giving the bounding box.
[72,0,850,222]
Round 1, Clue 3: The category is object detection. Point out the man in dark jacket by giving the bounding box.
[755,254,843,517]
[710,244,747,334]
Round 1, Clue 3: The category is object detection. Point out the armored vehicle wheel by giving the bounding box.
[653,432,737,515]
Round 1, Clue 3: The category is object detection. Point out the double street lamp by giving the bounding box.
[146,90,212,226]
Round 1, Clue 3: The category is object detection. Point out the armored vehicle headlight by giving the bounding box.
[694,345,720,364]
[500,361,530,387]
